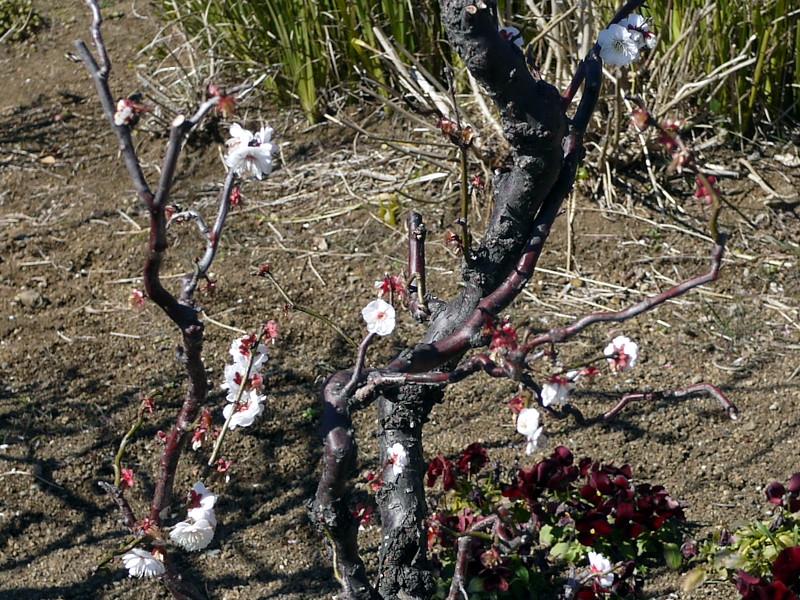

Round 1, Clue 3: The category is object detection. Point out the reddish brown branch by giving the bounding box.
[76,6,248,582]
[521,236,726,353]
[558,382,738,424]
[309,371,376,600]
[446,536,472,600]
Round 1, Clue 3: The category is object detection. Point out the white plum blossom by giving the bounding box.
[114,98,135,126]
[227,335,268,371]
[221,334,268,428]
[597,24,639,66]
[604,335,639,373]
[588,551,614,588]
[122,548,165,578]
[498,26,523,48]
[387,442,408,476]
[516,407,546,455]
[221,362,264,404]
[540,376,569,408]
[362,299,396,336]
[224,123,276,180]
[227,122,253,147]
[618,14,656,50]
[170,518,215,551]
[223,389,264,430]
[187,481,217,525]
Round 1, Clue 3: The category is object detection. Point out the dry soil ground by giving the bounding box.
[1,2,800,600]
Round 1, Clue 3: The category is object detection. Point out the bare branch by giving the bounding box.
[521,237,726,352]
[180,170,237,301]
[556,382,738,424]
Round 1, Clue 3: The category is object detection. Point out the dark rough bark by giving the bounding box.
[425,0,567,343]
[375,386,442,600]
[312,1,649,598]
[366,2,572,597]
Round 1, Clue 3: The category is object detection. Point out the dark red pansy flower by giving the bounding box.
[426,453,455,490]
[772,546,800,587]
[766,481,787,505]
[456,442,488,476]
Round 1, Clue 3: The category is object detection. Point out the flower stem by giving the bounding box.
[113,398,149,487]
[264,272,357,348]
[204,332,264,475]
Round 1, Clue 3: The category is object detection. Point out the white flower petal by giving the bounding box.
[498,26,523,48]
[525,430,545,455]
[597,24,639,66]
[223,391,264,430]
[188,506,217,527]
[227,123,253,147]
[170,519,215,551]
[227,336,268,371]
[588,551,614,588]
[255,125,273,145]
[388,442,408,476]
[604,335,639,372]
[361,299,396,336]
[540,381,569,408]
[224,125,276,179]
[516,407,540,437]
[517,407,545,454]
[122,548,165,578]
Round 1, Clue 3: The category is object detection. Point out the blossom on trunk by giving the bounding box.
[224,123,276,180]
[362,299,396,336]
[588,551,614,588]
[122,548,165,578]
[388,442,408,476]
[516,407,545,455]
[597,24,639,66]
[604,335,639,373]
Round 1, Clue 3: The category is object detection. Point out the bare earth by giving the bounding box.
[1,2,799,599]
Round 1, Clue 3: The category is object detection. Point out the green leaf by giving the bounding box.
[514,565,530,584]
[550,541,580,562]
[663,542,682,570]
[539,524,554,546]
